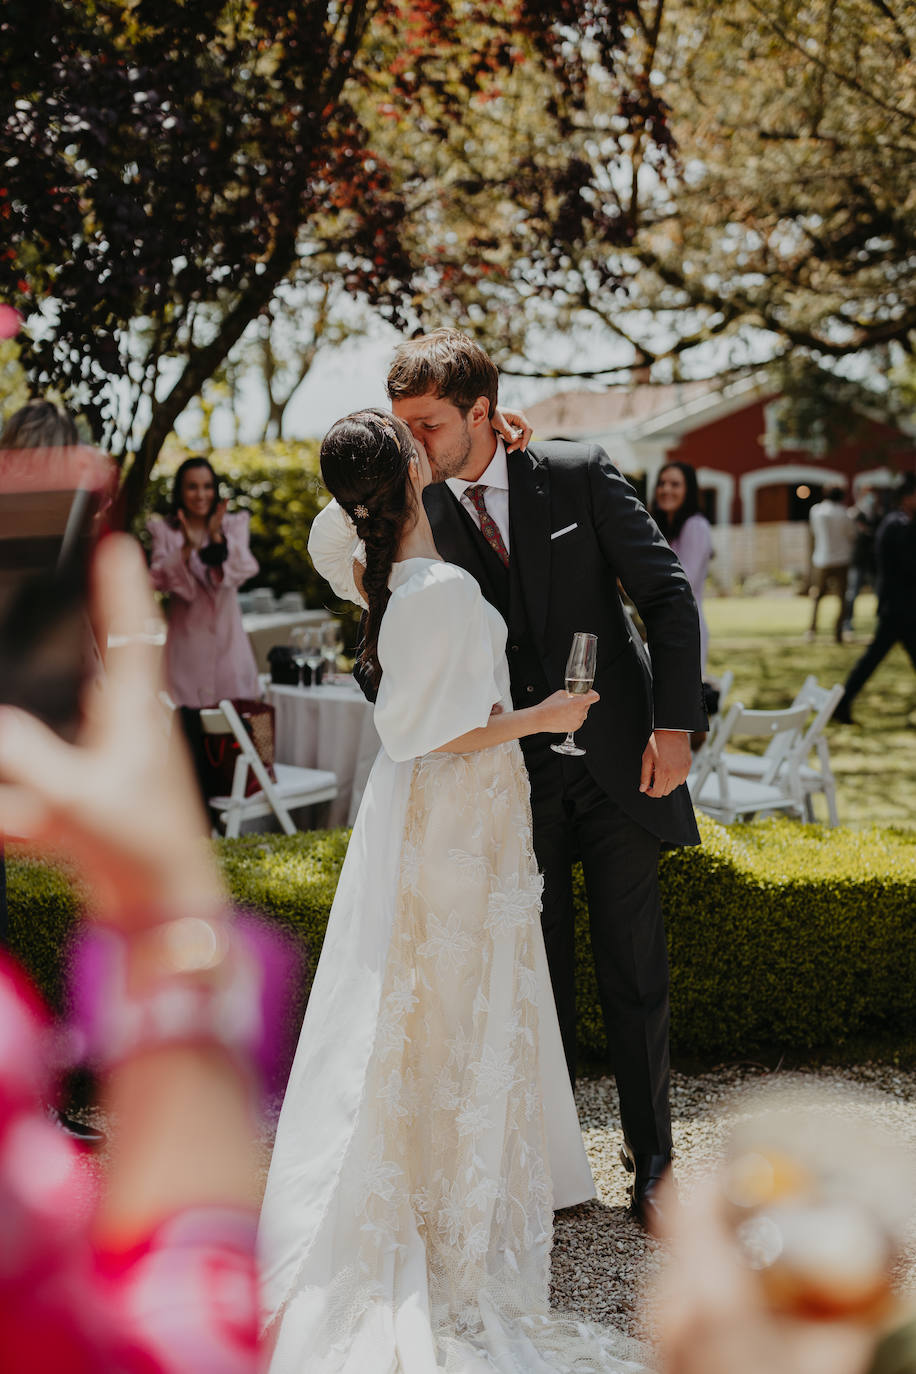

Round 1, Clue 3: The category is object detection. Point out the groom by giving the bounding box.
[385,330,706,1228]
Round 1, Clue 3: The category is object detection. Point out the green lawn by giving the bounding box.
[704,593,916,830]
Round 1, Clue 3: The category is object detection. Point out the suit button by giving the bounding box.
[526,685,534,694]
[510,644,520,653]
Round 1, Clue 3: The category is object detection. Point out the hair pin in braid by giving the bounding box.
[354,503,369,520]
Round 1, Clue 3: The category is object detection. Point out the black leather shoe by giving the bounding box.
[620,1144,672,1232]
[51,1108,106,1148]
[831,694,854,725]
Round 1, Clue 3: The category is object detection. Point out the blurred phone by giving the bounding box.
[0,446,115,739]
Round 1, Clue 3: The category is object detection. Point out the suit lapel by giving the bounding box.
[508,446,551,646]
[423,484,502,606]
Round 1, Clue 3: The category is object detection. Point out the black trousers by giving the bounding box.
[525,748,671,1156]
[844,615,916,705]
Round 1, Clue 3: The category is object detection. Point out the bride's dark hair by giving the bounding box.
[319,408,418,691]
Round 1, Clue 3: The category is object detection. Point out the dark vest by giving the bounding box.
[450,502,551,716]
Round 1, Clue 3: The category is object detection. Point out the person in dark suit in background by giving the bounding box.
[834,472,916,725]
[385,331,706,1226]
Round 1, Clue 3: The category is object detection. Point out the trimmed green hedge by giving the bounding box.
[8,816,916,1060]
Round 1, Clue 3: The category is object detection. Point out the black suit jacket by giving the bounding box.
[422,440,706,847]
[876,512,916,626]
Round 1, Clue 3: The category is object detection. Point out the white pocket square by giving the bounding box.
[550,523,578,540]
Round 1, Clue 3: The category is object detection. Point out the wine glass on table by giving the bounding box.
[304,626,324,686]
[321,621,342,682]
[289,626,308,684]
[551,632,597,757]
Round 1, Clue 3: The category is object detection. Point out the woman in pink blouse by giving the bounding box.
[651,461,713,674]
[148,458,260,708]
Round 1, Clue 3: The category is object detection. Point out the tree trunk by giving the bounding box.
[261,395,285,443]
[119,248,299,526]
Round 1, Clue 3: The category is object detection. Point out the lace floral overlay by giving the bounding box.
[274,739,651,1372]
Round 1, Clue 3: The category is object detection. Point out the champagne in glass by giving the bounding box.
[551,632,597,757]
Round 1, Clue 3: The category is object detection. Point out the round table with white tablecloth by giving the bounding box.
[266,682,379,828]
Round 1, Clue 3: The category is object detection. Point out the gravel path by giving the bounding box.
[552,1063,916,1342]
[75,1060,916,1350]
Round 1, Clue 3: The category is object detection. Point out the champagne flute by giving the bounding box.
[551,632,597,757]
[289,626,308,684]
[321,620,342,679]
[304,626,323,686]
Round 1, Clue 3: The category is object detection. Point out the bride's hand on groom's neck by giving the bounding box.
[493,407,532,452]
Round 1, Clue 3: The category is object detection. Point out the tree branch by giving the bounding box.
[744,0,915,127]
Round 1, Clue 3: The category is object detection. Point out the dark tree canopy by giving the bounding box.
[0,0,666,518]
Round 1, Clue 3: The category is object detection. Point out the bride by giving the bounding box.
[258,409,651,1373]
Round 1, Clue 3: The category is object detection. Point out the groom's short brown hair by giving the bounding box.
[387,330,499,417]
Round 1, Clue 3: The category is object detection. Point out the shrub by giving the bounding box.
[4,856,83,1012]
[659,816,916,1057]
[8,816,916,1061]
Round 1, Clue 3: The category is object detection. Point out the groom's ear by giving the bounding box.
[468,395,491,429]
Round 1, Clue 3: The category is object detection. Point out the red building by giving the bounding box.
[525,375,916,528]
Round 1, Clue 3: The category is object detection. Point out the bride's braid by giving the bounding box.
[319,409,417,691]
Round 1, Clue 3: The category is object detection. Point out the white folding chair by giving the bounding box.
[688,669,733,773]
[688,700,810,824]
[721,677,844,826]
[709,669,734,711]
[200,699,338,838]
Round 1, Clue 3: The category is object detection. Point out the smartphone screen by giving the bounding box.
[0,448,114,738]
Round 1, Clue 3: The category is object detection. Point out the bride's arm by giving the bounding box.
[375,571,598,762]
[434,688,598,754]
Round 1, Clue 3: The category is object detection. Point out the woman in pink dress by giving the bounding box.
[148,457,260,708]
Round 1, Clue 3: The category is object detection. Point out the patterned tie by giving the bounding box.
[465,484,509,567]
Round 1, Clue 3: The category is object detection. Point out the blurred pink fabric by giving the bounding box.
[0,951,262,1373]
[148,511,260,708]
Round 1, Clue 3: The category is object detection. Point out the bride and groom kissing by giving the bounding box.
[258,330,706,1372]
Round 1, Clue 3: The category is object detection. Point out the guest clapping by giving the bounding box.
[148,457,260,709]
[651,462,713,673]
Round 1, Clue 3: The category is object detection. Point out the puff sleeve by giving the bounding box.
[219,510,259,589]
[147,516,198,601]
[374,563,503,762]
[307,500,368,610]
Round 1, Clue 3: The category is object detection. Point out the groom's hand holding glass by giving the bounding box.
[552,632,598,756]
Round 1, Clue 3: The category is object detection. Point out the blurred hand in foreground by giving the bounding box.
[0,533,221,925]
[652,1175,876,1374]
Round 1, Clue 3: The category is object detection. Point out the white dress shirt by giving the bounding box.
[446,439,510,554]
[809,499,854,568]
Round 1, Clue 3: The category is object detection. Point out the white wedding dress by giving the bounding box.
[258,507,651,1373]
